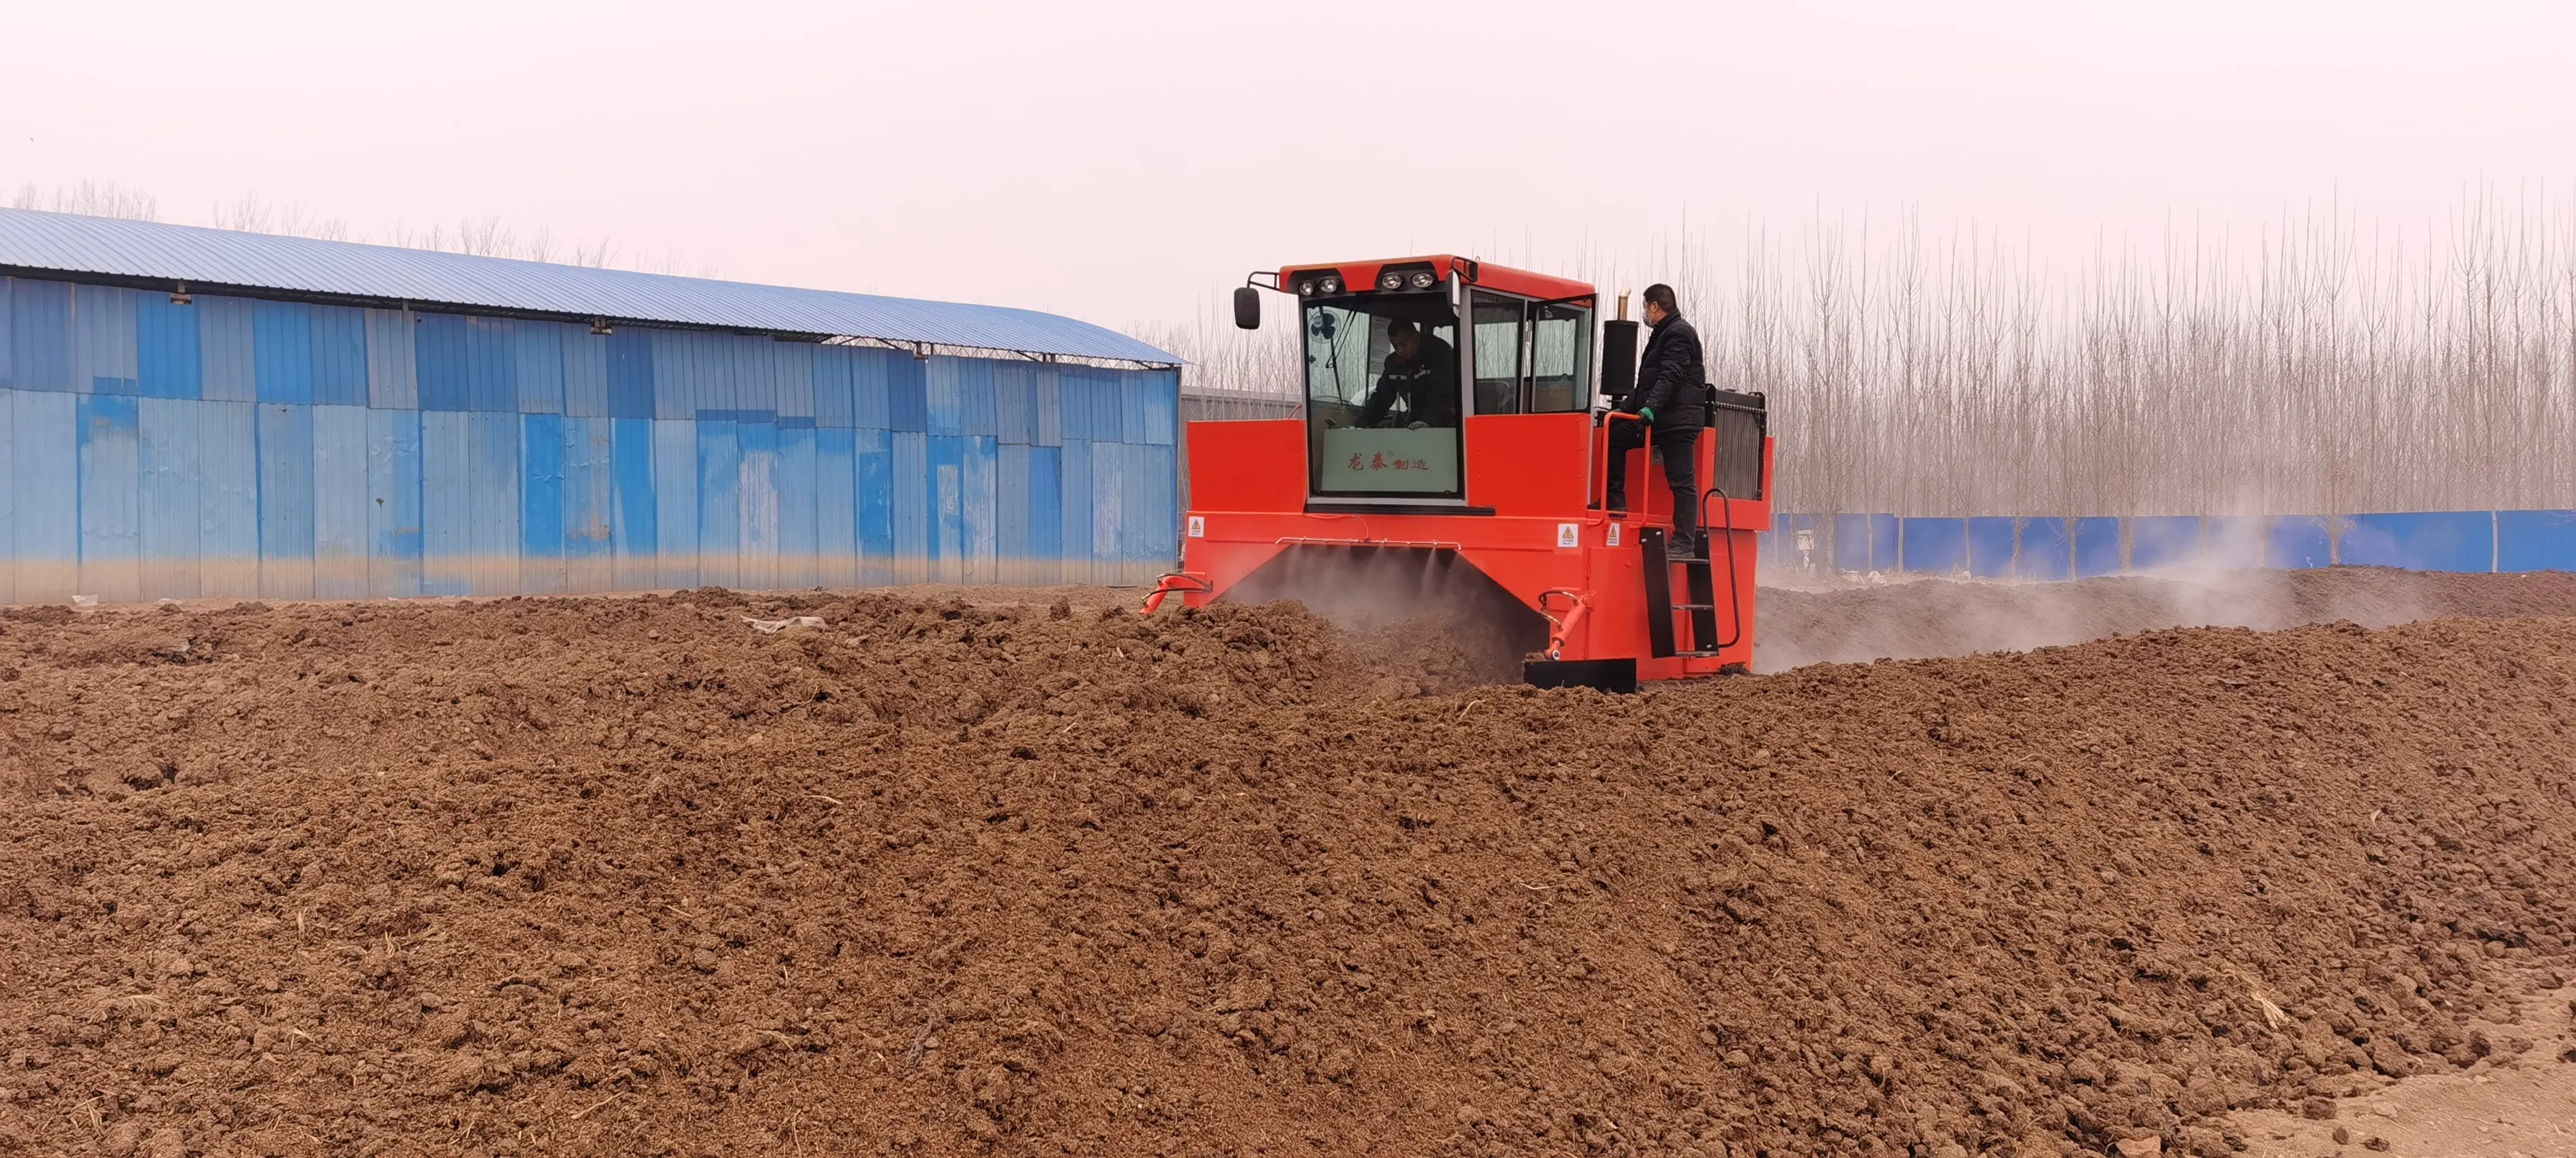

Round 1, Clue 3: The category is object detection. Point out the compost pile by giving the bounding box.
[1757,566,2576,670]
[4,590,2576,1158]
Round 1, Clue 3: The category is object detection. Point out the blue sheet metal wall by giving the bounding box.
[0,276,1179,602]
[1769,511,2576,577]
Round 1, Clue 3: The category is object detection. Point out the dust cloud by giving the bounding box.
[1215,545,1545,693]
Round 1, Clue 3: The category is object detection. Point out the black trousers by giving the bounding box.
[1606,420,1699,548]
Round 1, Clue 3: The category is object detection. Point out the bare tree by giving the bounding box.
[11,179,160,221]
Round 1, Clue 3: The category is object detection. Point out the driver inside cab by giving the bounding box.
[1356,320,1457,429]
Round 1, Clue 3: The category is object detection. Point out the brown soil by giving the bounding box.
[1756,567,2576,671]
[2,585,2575,1157]
[2220,979,2576,1158]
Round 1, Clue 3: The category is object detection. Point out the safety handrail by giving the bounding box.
[1594,410,1651,515]
[1695,485,1746,651]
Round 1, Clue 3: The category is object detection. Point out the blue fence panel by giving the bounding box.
[520,413,568,598]
[657,332,696,417]
[75,285,139,395]
[1090,436,1123,570]
[2497,510,2576,573]
[11,390,77,599]
[605,328,655,419]
[1028,444,1063,576]
[696,417,741,589]
[743,419,786,590]
[815,426,857,587]
[1117,371,1152,445]
[1966,517,2015,578]
[0,280,13,390]
[513,321,566,415]
[420,410,472,595]
[417,314,471,411]
[997,443,1030,568]
[994,365,1035,445]
[853,349,894,431]
[892,430,928,578]
[857,427,895,583]
[256,402,316,598]
[959,358,996,438]
[76,394,142,602]
[1900,517,1967,574]
[888,354,929,433]
[1059,438,1093,578]
[311,405,370,599]
[366,309,419,410]
[1868,514,1897,571]
[467,317,520,414]
[251,302,315,405]
[196,401,259,597]
[2014,518,2072,581]
[137,396,201,599]
[2341,511,2493,573]
[963,434,998,580]
[814,347,857,429]
[778,422,819,589]
[465,410,522,595]
[309,306,369,407]
[1140,370,1179,446]
[562,415,612,590]
[2073,517,2122,578]
[136,294,202,400]
[926,434,963,575]
[197,297,256,403]
[10,280,72,393]
[650,418,700,589]
[2129,516,2200,571]
[609,417,658,590]
[1034,368,1063,447]
[2265,515,2332,569]
[561,326,607,418]
[774,341,816,421]
[1139,442,1176,563]
[368,407,424,598]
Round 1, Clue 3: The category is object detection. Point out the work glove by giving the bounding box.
[1638,407,1655,423]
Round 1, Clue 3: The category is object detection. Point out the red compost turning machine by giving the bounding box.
[1143,256,1770,691]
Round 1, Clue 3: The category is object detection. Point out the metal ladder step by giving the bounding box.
[1640,527,1724,659]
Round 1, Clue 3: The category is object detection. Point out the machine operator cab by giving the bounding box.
[1236,257,1597,506]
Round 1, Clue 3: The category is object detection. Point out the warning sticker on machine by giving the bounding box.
[1606,523,1622,547]
[1187,515,1205,539]
[1556,523,1580,549]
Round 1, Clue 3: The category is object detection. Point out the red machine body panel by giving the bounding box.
[1171,416,1772,682]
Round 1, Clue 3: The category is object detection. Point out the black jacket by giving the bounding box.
[1626,314,1706,431]
[1358,336,1458,428]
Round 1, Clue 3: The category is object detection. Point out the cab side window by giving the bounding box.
[1528,302,1592,412]
[1469,292,1525,415]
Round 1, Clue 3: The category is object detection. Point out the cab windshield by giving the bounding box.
[1302,299,1462,498]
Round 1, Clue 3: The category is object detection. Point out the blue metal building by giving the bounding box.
[0,208,1181,602]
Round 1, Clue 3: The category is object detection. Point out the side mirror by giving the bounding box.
[1232,285,1261,330]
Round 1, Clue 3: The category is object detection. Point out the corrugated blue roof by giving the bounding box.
[0,208,1178,366]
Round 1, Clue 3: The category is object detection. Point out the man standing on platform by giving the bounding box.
[1604,283,1707,556]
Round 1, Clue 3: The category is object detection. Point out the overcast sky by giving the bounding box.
[4,0,2571,335]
